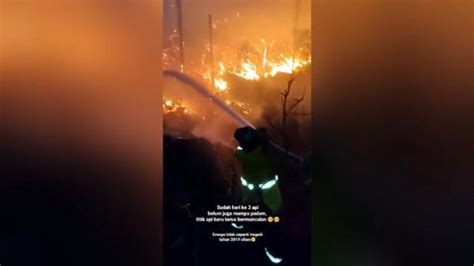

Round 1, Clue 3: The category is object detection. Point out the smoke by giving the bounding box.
[164,0,312,55]
[164,70,254,127]
[163,72,248,146]
[164,0,311,52]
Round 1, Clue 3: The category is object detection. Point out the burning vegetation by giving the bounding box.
[163,2,311,153]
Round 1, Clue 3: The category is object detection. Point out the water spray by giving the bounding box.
[163,69,302,163]
[163,70,255,128]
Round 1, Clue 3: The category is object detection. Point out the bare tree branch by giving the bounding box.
[287,78,295,91]
[289,97,304,112]
[266,77,305,152]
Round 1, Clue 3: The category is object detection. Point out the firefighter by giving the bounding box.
[234,126,284,265]
[234,126,282,214]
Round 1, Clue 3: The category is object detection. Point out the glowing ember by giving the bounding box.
[218,62,226,75]
[214,78,228,91]
[164,99,173,108]
[163,98,199,116]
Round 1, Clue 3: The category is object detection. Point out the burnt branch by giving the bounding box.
[289,97,304,112]
[266,77,309,152]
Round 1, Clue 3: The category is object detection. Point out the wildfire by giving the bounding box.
[163,30,311,120]
[232,61,260,80]
[163,98,198,116]
[230,56,311,81]
[202,37,311,90]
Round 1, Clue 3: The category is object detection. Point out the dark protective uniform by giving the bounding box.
[234,127,282,214]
